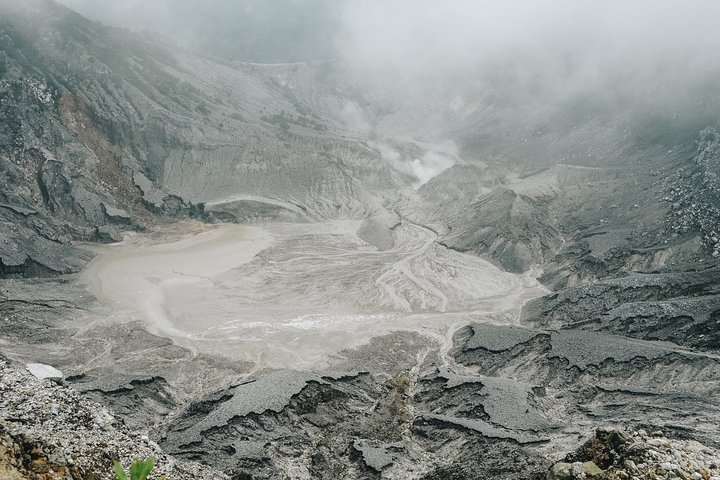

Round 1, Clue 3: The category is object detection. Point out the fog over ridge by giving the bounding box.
[57,0,720,83]
[338,1,720,95]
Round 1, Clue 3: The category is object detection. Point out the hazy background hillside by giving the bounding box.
[57,0,341,62]
[57,0,720,164]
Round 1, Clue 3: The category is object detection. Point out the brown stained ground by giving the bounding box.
[0,427,89,480]
[58,92,161,229]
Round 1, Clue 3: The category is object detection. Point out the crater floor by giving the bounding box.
[79,220,547,370]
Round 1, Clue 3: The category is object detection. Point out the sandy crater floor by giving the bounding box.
[80,220,547,369]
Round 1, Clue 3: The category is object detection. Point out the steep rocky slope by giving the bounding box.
[1,1,720,480]
[0,356,227,479]
[0,0,412,276]
[547,428,720,480]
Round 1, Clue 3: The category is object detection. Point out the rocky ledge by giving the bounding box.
[0,357,226,480]
[3,352,720,480]
[548,428,720,480]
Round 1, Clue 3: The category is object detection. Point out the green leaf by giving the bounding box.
[130,459,142,479]
[115,457,156,480]
[113,461,128,480]
[138,457,156,479]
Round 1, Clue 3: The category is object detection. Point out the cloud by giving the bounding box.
[54,0,720,155]
[56,0,720,97]
[336,0,720,96]
[372,140,458,188]
[339,100,372,135]
[410,151,456,187]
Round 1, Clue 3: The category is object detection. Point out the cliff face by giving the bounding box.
[0,0,410,277]
[0,0,184,274]
[2,0,719,279]
[664,127,720,258]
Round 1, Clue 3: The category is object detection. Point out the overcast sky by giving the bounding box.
[56,0,720,94]
[340,1,720,91]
